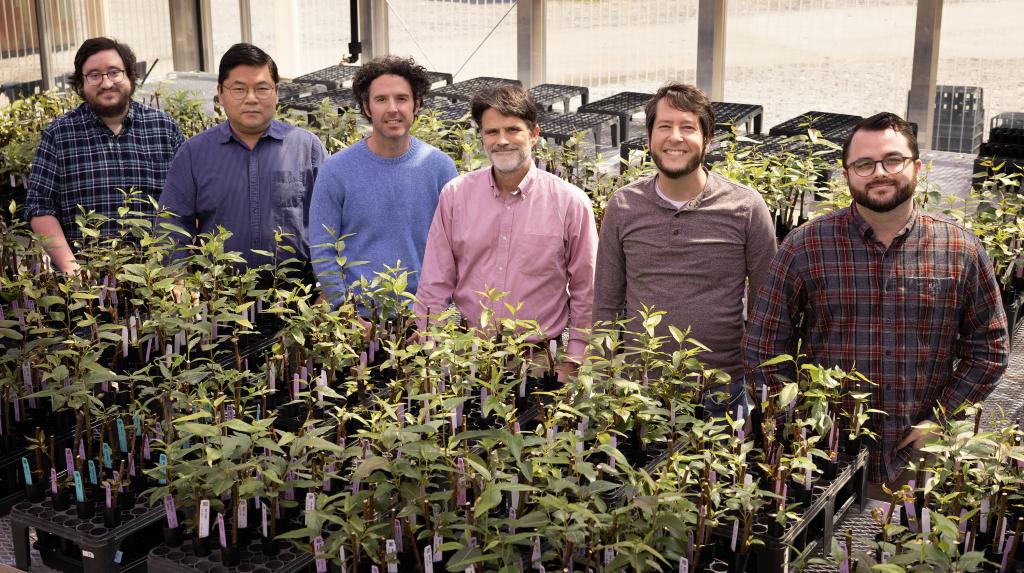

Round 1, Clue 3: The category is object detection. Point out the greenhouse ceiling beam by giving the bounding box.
[517,0,545,88]
[696,0,726,101]
[907,0,942,151]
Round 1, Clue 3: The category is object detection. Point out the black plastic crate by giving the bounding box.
[528,83,589,112]
[10,495,164,573]
[935,85,983,115]
[421,98,472,124]
[990,127,1024,146]
[992,112,1024,131]
[618,135,648,173]
[769,111,863,140]
[291,65,361,90]
[148,540,313,573]
[712,102,764,135]
[428,76,521,103]
[279,89,358,114]
[277,81,326,102]
[538,111,618,146]
[981,142,1024,159]
[578,91,652,142]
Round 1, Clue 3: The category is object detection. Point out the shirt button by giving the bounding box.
[673,229,679,236]
[506,206,511,210]
[498,266,503,271]
[502,236,507,240]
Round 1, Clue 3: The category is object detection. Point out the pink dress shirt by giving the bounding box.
[414,162,598,360]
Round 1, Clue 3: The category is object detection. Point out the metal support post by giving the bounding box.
[33,0,54,90]
[517,0,545,88]
[907,0,943,150]
[239,0,253,44]
[696,0,726,101]
[359,0,389,61]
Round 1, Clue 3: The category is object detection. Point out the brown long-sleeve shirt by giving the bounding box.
[593,171,777,403]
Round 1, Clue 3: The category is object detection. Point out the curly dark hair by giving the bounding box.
[69,37,138,97]
[351,56,431,120]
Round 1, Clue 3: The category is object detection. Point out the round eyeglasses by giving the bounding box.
[224,85,277,102]
[84,69,125,85]
[846,155,914,177]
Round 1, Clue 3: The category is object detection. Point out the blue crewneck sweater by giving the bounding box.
[309,136,458,305]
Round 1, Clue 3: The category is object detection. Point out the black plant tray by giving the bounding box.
[148,538,313,573]
[768,111,863,140]
[10,493,164,573]
[717,447,868,573]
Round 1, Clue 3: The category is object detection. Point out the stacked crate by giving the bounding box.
[930,85,984,153]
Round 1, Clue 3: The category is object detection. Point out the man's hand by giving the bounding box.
[897,422,938,452]
[555,360,578,382]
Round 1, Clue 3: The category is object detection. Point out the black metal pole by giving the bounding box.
[347,0,361,63]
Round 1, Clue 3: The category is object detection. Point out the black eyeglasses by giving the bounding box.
[84,69,125,85]
[846,155,914,177]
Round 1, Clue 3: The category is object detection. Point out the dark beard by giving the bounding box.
[652,147,703,179]
[88,91,130,118]
[852,178,915,213]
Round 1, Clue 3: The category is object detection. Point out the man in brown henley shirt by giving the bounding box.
[593,82,777,413]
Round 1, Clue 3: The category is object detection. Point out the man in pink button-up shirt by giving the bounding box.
[414,85,598,378]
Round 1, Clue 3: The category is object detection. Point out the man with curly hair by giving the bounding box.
[310,56,457,306]
[24,37,184,273]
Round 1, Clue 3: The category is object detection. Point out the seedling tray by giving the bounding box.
[291,65,361,90]
[578,91,652,142]
[768,111,862,140]
[528,83,589,112]
[10,494,164,573]
[148,540,313,573]
[280,89,358,114]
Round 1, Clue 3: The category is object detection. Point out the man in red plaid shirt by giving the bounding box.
[743,112,1009,494]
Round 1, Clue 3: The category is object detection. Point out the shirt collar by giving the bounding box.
[85,100,136,132]
[849,202,919,243]
[217,119,285,145]
[488,160,538,198]
[650,167,713,211]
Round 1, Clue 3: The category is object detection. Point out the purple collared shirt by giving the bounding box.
[159,120,327,266]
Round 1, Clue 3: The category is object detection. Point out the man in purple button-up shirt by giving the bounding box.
[159,43,326,269]
[415,85,598,376]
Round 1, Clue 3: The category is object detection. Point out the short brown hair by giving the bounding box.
[644,82,714,144]
[842,112,919,166]
[351,55,431,120]
[470,84,537,131]
[70,37,138,97]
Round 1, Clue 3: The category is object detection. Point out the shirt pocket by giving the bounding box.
[515,233,563,278]
[271,171,305,209]
[899,276,957,347]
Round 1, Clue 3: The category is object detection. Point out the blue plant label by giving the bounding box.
[255,404,261,420]
[133,415,142,435]
[88,460,98,484]
[102,443,113,469]
[158,454,167,484]
[73,471,84,502]
[114,550,123,564]
[20,457,31,485]
[116,419,128,452]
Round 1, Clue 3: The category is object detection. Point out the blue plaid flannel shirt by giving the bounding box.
[25,100,184,242]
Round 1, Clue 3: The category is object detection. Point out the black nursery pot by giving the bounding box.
[75,498,95,520]
[51,487,72,512]
[25,481,45,503]
[163,525,184,548]
[260,534,280,556]
[192,534,212,557]
[103,505,121,528]
[220,546,240,566]
[728,550,750,573]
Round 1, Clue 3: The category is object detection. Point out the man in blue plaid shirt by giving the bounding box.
[24,37,184,273]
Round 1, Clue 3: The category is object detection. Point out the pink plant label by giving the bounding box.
[65,448,74,474]
[164,495,178,528]
[217,514,227,548]
[50,468,57,494]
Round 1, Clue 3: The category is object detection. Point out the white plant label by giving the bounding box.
[305,492,316,526]
[981,498,990,532]
[921,507,931,534]
[121,326,129,357]
[314,536,326,573]
[433,533,443,562]
[238,499,247,528]
[424,547,434,573]
[261,502,268,537]
[731,519,739,551]
[198,499,210,538]
[386,539,398,573]
[604,548,614,565]
[678,557,689,573]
